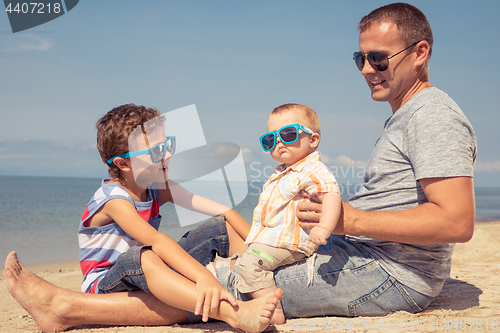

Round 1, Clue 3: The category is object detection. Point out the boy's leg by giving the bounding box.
[139,248,283,332]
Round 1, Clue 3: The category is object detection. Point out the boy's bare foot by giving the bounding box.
[3,251,72,332]
[232,288,283,333]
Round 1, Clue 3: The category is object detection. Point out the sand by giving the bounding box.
[1,221,499,333]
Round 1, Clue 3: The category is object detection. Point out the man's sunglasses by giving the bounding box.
[107,136,176,164]
[260,124,314,152]
[353,41,421,72]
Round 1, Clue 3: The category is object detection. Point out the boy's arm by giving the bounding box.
[220,207,250,241]
[101,198,238,319]
[308,192,341,245]
[162,180,250,239]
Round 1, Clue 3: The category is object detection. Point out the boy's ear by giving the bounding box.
[310,133,320,148]
[113,157,132,172]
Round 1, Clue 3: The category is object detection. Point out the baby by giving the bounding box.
[237,103,341,323]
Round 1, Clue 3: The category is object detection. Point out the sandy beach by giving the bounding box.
[1,221,499,333]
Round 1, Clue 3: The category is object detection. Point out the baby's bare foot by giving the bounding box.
[235,288,283,333]
[4,251,72,332]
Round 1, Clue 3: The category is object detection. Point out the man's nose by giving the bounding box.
[361,59,376,76]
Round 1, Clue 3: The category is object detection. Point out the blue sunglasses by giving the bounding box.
[260,124,314,152]
[107,136,176,164]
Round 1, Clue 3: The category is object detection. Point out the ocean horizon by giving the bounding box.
[1,175,499,267]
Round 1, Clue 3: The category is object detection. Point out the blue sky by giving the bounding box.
[1,0,499,186]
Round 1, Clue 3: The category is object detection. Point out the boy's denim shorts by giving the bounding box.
[98,215,230,295]
[98,245,152,294]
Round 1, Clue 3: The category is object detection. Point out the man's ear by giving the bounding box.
[414,40,430,67]
[113,157,132,172]
[310,133,320,148]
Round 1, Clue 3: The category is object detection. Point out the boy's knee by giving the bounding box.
[140,248,161,271]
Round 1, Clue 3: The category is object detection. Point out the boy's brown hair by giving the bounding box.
[96,103,161,178]
[270,103,321,136]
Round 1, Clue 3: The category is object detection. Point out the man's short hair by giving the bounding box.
[358,2,433,59]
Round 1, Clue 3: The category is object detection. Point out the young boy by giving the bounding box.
[237,103,341,323]
[78,103,281,333]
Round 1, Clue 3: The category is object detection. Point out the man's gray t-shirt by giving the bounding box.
[347,87,477,297]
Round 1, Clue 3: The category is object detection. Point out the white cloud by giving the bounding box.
[475,160,500,172]
[3,34,54,53]
[320,153,367,167]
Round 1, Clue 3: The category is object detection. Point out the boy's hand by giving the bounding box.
[195,275,238,322]
[308,226,331,245]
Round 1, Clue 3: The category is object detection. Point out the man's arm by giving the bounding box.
[298,176,475,245]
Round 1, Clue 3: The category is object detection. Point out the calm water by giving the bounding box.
[0,175,499,266]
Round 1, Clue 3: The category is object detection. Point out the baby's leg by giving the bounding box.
[251,286,286,324]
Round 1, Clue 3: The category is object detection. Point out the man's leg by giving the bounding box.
[177,215,248,264]
[4,251,188,332]
[213,236,433,319]
[5,251,283,333]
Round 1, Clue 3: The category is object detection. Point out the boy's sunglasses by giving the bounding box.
[107,136,176,164]
[260,124,314,152]
[353,41,421,72]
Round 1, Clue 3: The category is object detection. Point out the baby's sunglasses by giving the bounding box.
[107,136,176,164]
[353,41,421,72]
[260,124,314,152]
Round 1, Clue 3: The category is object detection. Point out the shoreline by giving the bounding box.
[1,221,499,332]
[2,219,499,272]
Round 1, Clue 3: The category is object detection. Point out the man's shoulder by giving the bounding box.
[408,87,461,113]
[402,87,470,127]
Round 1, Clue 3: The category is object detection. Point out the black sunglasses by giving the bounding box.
[353,41,421,72]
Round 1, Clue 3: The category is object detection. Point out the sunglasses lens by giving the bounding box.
[166,137,176,154]
[261,134,275,151]
[353,52,364,71]
[151,144,166,163]
[367,52,389,71]
[279,126,298,143]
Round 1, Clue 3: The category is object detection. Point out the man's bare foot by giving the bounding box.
[3,251,72,332]
[231,288,283,333]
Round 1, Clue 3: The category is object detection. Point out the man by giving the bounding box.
[4,3,476,331]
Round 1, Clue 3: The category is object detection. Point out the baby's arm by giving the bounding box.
[308,191,342,245]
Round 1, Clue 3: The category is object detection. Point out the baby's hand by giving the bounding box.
[308,226,331,245]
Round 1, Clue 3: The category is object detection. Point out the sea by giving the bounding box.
[1,175,499,267]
